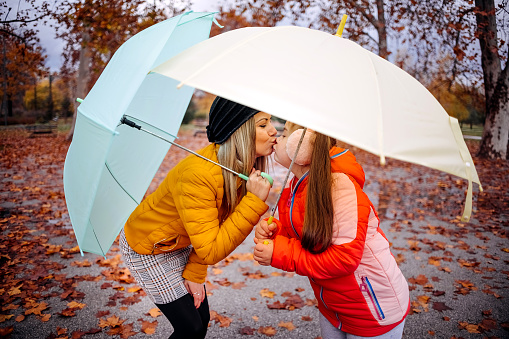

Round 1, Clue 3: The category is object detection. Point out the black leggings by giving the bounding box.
[156,293,210,339]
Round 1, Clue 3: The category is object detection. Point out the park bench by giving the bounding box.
[25,123,58,137]
[193,118,208,137]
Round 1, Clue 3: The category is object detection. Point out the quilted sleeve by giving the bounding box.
[271,227,366,279]
[271,172,372,279]
[176,167,268,283]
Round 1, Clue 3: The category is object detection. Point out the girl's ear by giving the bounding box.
[286,129,315,165]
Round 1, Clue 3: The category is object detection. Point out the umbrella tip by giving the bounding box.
[335,14,348,37]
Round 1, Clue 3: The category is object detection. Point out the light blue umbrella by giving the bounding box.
[63,12,218,257]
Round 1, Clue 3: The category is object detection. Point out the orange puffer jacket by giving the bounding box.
[124,143,268,283]
[270,147,409,337]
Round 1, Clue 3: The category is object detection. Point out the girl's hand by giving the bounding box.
[253,238,274,266]
[184,279,205,308]
[246,168,271,202]
[254,219,277,242]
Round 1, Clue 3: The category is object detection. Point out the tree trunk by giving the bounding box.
[375,0,388,59]
[1,35,7,125]
[66,28,91,141]
[475,0,509,159]
[34,77,38,111]
[47,73,54,120]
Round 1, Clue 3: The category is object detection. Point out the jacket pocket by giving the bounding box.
[151,234,180,254]
[360,276,385,321]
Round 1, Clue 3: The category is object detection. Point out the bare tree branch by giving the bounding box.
[0,29,25,41]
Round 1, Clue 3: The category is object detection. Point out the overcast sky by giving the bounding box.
[6,0,219,71]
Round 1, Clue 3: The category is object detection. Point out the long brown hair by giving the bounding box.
[301,132,335,254]
[217,116,268,218]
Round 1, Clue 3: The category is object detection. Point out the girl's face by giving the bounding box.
[273,122,296,168]
[254,112,278,157]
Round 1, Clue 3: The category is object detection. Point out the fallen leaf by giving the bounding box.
[278,321,296,331]
[458,321,481,334]
[147,308,161,318]
[479,318,497,331]
[260,288,276,298]
[99,315,125,328]
[258,326,277,336]
[432,302,452,312]
[240,326,255,335]
[0,314,14,322]
[67,301,86,309]
[210,310,233,328]
[127,286,142,293]
[0,326,13,336]
[140,319,157,334]
[25,302,48,316]
[231,282,247,290]
[39,313,51,322]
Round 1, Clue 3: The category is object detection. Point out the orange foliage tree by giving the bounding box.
[55,0,189,139]
[0,29,46,120]
[0,1,50,121]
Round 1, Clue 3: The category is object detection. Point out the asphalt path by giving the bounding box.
[1,132,507,339]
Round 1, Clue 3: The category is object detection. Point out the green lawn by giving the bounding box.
[461,124,483,137]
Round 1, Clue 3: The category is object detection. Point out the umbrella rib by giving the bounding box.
[176,26,285,89]
[366,54,386,165]
[104,162,140,205]
[91,223,106,257]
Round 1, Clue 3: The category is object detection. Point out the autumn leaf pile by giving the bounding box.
[0,129,508,338]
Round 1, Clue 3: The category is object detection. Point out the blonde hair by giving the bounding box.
[285,122,335,254]
[217,116,267,218]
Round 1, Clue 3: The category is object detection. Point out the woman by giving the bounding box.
[120,96,277,338]
[254,122,409,339]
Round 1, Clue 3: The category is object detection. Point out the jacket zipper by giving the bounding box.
[319,286,329,309]
[289,172,309,239]
[318,285,343,329]
[360,276,385,320]
[287,150,348,239]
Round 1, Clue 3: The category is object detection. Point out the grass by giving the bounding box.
[461,124,483,137]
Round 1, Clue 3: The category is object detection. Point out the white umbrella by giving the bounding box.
[151,25,482,221]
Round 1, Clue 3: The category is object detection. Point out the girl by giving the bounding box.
[121,97,277,339]
[254,122,409,338]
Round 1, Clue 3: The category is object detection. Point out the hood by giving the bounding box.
[330,147,365,188]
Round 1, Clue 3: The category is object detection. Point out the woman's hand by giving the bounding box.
[246,168,272,202]
[253,238,274,266]
[184,279,205,308]
[254,219,277,243]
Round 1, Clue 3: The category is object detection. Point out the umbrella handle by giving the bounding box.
[238,172,274,186]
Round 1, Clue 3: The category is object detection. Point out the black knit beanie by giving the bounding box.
[206,96,260,144]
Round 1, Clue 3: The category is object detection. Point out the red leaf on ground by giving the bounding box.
[240,326,255,335]
[432,302,452,312]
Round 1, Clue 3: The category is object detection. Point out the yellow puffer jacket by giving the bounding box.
[124,143,268,283]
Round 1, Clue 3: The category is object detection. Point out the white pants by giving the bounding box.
[319,313,406,339]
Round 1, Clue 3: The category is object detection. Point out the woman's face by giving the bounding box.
[254,112,278,157]
[273,122,294,168]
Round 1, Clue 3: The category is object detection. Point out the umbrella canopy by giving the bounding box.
[151,25,482,221]
[63,12,217,256]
